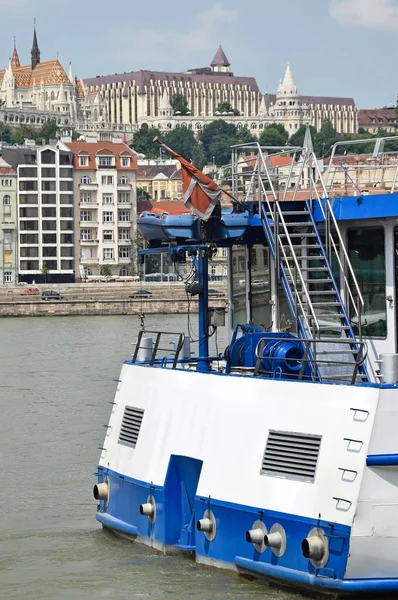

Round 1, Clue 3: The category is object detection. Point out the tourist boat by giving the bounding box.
[93,136,398,596]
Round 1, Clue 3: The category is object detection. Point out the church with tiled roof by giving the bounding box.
[0,25,90,124]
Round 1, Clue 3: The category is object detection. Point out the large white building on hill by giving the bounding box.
[0,35,357,138]
[83,49,358,136]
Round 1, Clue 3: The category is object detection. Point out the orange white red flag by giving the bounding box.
[154,139,221,221]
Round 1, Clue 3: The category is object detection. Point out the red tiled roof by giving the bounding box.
[84,70,260,96]
[65,141,137,170]
[358,108,398,127]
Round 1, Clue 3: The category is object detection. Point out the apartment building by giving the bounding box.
[65,140,137,280]
[137,160,182,201]
[3,142,75,283]
[0,156,18,284]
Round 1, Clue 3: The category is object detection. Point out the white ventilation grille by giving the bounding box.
[261,430,321,482]
[118,406,144,448]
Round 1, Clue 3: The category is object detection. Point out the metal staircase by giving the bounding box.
[254,148,369,384]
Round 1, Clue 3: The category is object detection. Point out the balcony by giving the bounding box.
[79,202,99,208]
[118,238,131,245]
[117,183,132,191]
[79,220,99,227]
[80,239,99,245]
[117,201,132,208]
[118,257,131,264]
[118,220,131,227]
[79,183,98,191]
[81,257,98,264]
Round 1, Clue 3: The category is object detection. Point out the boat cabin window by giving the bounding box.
[230,245,271,329]
[231,245,247,328]
[250,246,271,329]
[347,227,386,338]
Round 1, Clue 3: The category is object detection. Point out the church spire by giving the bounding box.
[11,37,20,69]
[31,20,40,70]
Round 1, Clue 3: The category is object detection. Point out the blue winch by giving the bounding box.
[225,326,311,379]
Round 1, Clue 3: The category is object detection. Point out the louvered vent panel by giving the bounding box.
[261,430,321,482]
[118,406,144,448]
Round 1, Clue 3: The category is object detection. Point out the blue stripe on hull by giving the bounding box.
[367,454,398,466]
[96,466,398,595]
[96,466,355,593]
[235,558,398,595]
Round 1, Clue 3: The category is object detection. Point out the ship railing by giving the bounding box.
[253,335,368,384]
[324,138,398,191]
[325,162,398,196]
[132,330,186,368]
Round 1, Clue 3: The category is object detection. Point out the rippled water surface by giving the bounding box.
[0,315,303,600]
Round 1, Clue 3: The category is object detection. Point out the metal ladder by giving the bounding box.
[255,149,369,384]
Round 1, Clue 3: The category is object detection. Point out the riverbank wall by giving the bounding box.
[0,297,227,317]
[0,283,227,317]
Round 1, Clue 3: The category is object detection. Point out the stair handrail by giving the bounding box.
[306,150,364,320]
[256,148,320,336]
[278,242,316,335]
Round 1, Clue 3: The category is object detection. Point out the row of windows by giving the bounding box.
[102,248,130,259]
[80,210,131,222]
[1,179,13,187]
[80,192,130,203]
[81,229,131,241]
[79,156,131,167]
[84,267,132,277]
[80,175,130,185]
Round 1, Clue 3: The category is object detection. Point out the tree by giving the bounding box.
[208,134,236,167]
[191,144,206,170]
[314,120,339,157]
[199,120,239,165]
[289,124,317,149]
[0,123,12,143]
[215,101,240,116]
[164,127,197,161]
[171,94,189,116]
[100,265,112,277]
[41,119,59,142]
[137,187,151,200]
[235,126,255,144]
[9,124,38,145]
[41,261,50,283]
[130,127,162,158]
[259,124,289,147]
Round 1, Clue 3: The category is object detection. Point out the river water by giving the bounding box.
[0,314,300,600]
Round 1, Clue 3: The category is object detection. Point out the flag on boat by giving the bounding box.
[153,138,221,221]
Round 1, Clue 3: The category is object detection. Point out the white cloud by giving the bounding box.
[114,3,238,66]
[329,0,398,31]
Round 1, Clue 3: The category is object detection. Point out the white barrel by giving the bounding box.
[380,353,398,384]
[137,336,153,362]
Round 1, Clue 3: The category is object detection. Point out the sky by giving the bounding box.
[0,0,397,109]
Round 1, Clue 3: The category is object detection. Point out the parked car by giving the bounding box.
[19,287,40,295]
[129,290,152,298]
[42,290,63,301]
